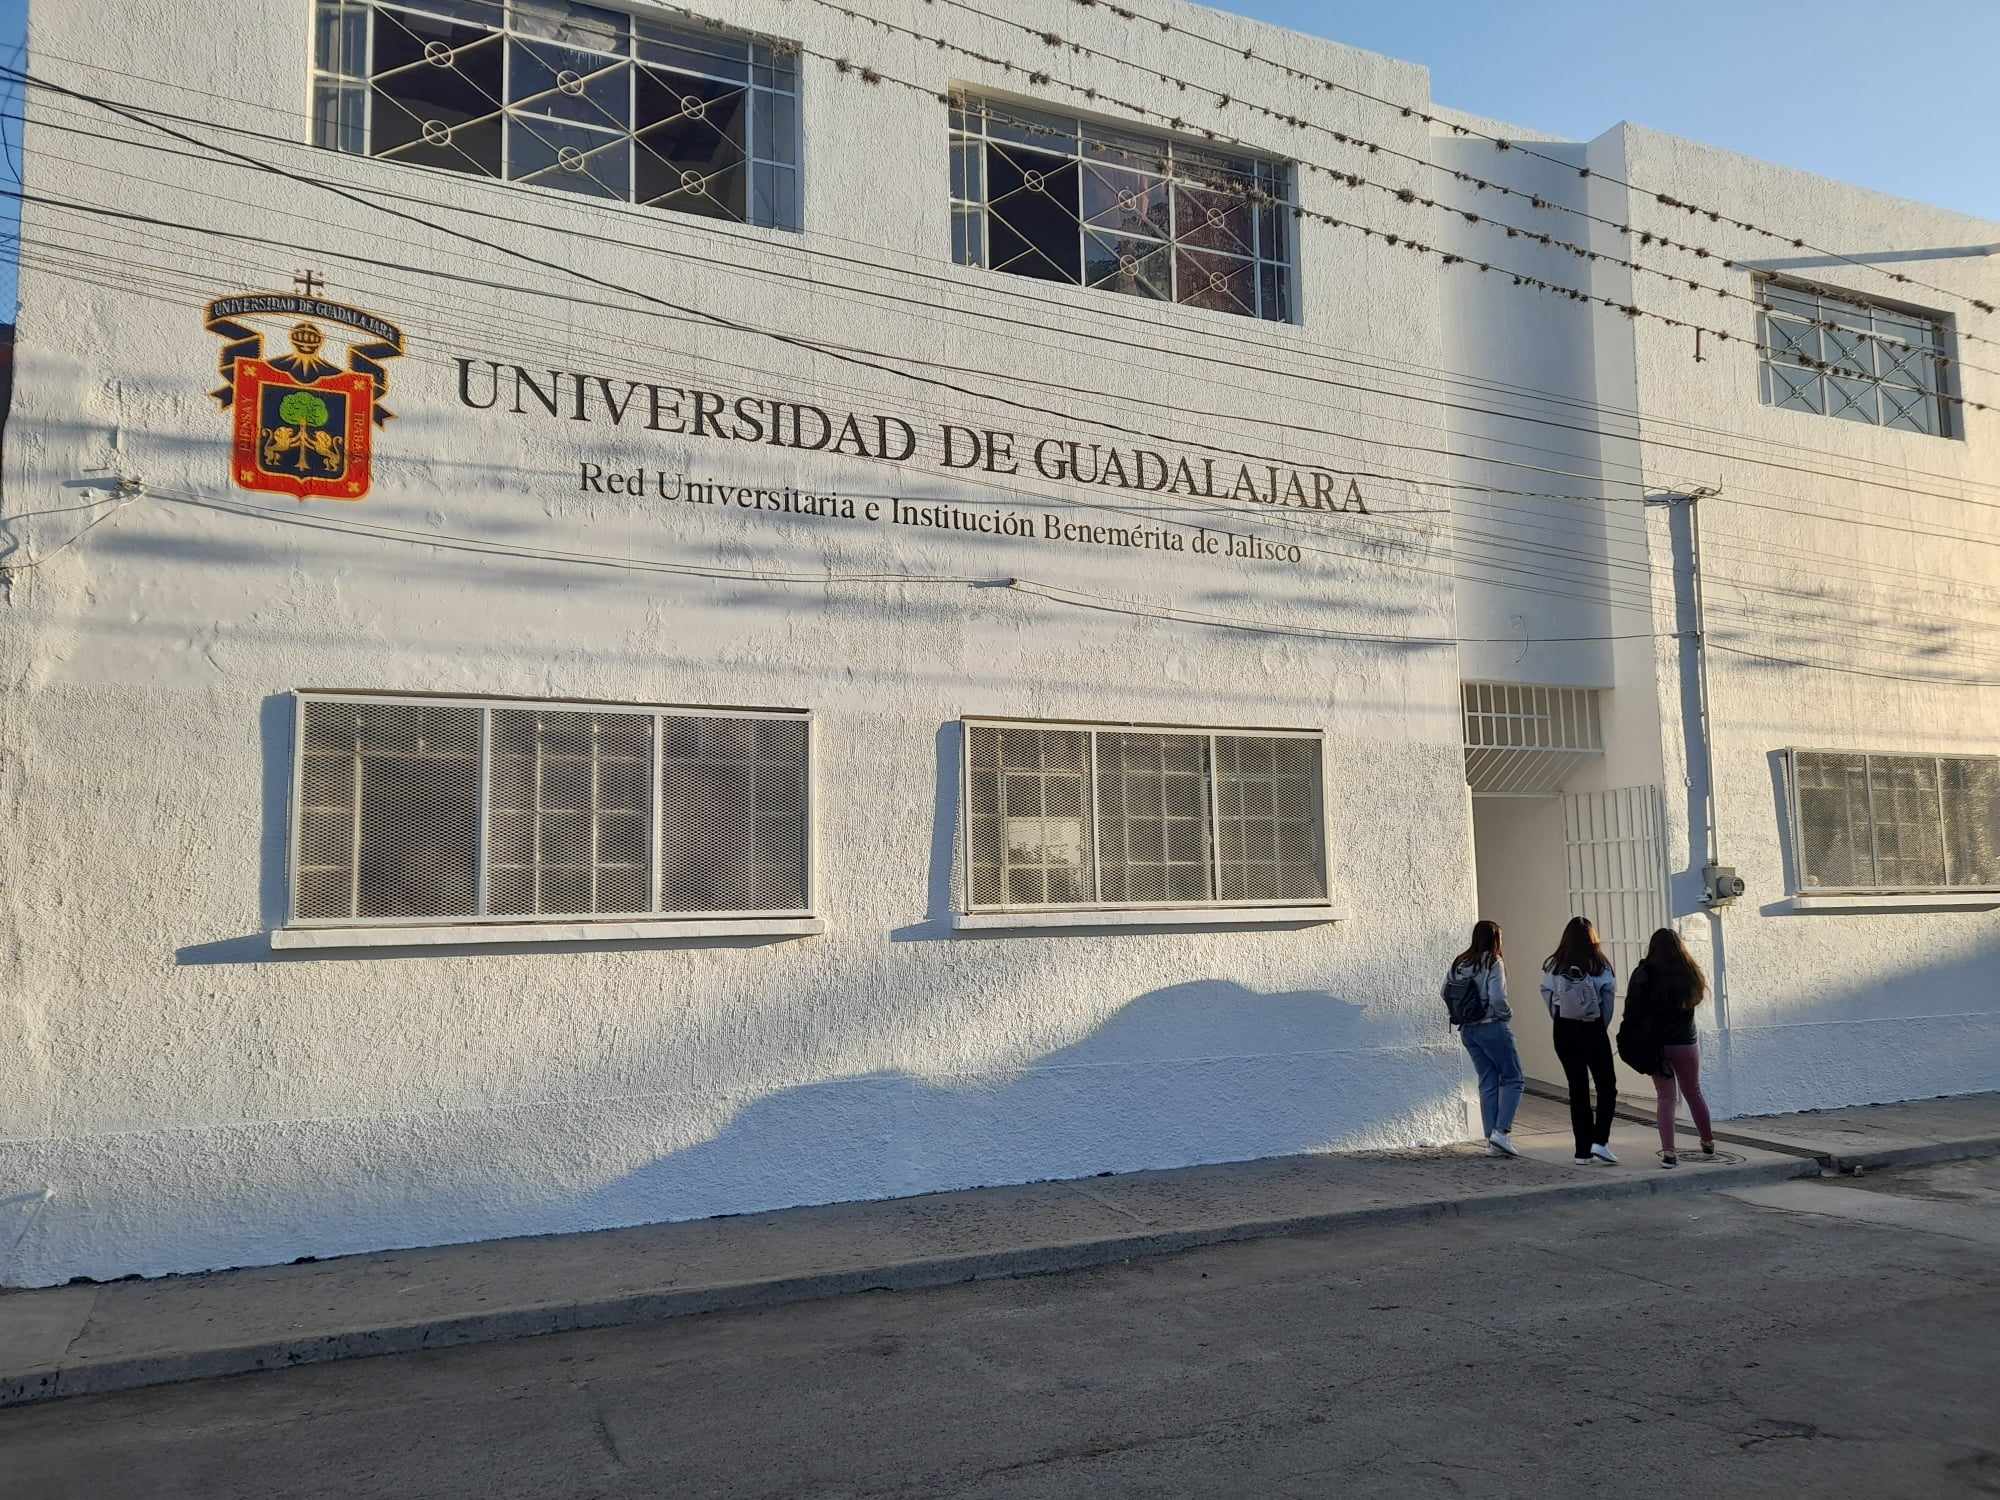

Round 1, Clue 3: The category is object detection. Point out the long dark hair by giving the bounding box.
[1453,919,1502,971]
[1642,927,1708,1007]
[1545,916,1610,976]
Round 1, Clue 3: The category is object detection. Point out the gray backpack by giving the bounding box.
[1441,962,1490,1028]
[1547,965,1603,1021]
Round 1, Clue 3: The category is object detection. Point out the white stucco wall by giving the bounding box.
[3,0,1995,1288]
[1607,125,2000,1117]
[1434,110,1999,1123]
[0,0,1487,1286]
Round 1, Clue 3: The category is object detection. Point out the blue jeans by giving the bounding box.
[1460,1021,1524,1136]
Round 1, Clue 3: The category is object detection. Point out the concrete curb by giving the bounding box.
[0,1152,1830,1409]
[1519,1083,2000,1176]
[1816,1135,2000,1175]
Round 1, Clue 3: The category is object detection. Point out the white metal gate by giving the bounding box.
[1562,786,1669,992]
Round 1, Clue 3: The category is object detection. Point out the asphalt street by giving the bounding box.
[6,1158,1999,1499]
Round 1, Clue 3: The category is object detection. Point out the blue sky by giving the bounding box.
[1,0,1994,321]
[1216,0,1999,222]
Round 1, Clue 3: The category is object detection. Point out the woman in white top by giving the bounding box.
[1541,916,1620,1166]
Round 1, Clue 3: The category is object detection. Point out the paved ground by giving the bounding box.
[5,1156,1998,1500]
[5,1092,1826,1405]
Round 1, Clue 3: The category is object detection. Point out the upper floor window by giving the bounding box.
[948,97,1292,324]
[310,0,801,230]
[290,692,814,926]
[961,719,1327,913]
[1788,749,1999,893]
[1758,278,1952,437]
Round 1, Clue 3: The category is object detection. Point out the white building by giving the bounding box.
[1,0,1994,1287]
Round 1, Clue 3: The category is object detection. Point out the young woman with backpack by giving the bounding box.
[1622,927,1715,1168]
[1541,916,1619,1165]
[1441,919,1524,1158]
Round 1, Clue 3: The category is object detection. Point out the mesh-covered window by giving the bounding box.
[296,699,482,919]
[966,724,1091,907]
[1792,749,2000,892]
[1215,735,1326,902]
[1097,733,1211,905]
[488,707,653,916]
[292,694,812,923]
[964,720,1326,912]
[660,714,809,912]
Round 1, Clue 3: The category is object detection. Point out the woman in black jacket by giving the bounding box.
[1624,928,1714,1167]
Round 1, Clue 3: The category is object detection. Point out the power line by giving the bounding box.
[1058,0,2000,323]
[5,175,1639,508]
[27,236,2000,680]
[820,0,2000,374]
[22,206,2000,660]
[27,179,2000,620]
[14,79,2000,659]
[1708,641,2000,688]
[23,174,2000,599]
[20,166,2000,547]
[249,25,1990,417]
[14,84,1999,510]
[36,485,2000,686]
[133,485,1655,647]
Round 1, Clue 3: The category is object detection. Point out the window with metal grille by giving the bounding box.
[962,720,1327,912]
[948,95,1293,323]
[1788,749,2000,893]
[310,1,801,230]
[1757,278,1952,438]
[291,693,812,924]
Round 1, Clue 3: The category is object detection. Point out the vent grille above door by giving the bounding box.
[1462,682,1603,795]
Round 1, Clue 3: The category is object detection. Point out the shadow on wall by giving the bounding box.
[0,973,1464,1285]
[570,977,1458,1230]
[889,721,963,942]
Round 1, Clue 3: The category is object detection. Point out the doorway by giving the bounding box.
[1469,787,1669,1092]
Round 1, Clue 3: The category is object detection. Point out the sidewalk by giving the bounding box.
[4,1090,1996,1409]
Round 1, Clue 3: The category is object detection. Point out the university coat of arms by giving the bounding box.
[204,281,406,501]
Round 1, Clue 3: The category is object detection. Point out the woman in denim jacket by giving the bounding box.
[1443,920,1525,1158]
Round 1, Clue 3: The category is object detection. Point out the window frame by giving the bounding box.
[307,0,803,232]
[958,715,1332,917]
[285,689,817,929]
[1784,746,2000,896]
[1755,276,1956,440]
[947,92,1297,326]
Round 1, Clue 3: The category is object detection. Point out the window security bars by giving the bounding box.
[1788,749,2000,893]
[962,720,1327,912]
[1758,279,1951,438]
[311,0,801,229]
[948,96,1292,324]
[291,694,812,924]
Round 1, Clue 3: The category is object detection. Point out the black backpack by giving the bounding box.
[1442,962,1490,1027]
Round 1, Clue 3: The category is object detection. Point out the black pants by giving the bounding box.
[1552,1018,1616,1158]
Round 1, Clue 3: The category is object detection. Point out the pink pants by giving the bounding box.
[1654,1043,1712,1153]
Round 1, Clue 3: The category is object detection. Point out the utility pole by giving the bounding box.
[1684,485,1731,1047]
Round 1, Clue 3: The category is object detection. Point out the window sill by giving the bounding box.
[951,906,1339,932]
[270,917,826,950]
[1775,892,2000,914]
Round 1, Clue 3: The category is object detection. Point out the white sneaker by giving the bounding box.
[1591,1144,1619,1164]
[1488,1131,1520,1158]
[1573,1155,1592,1165]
